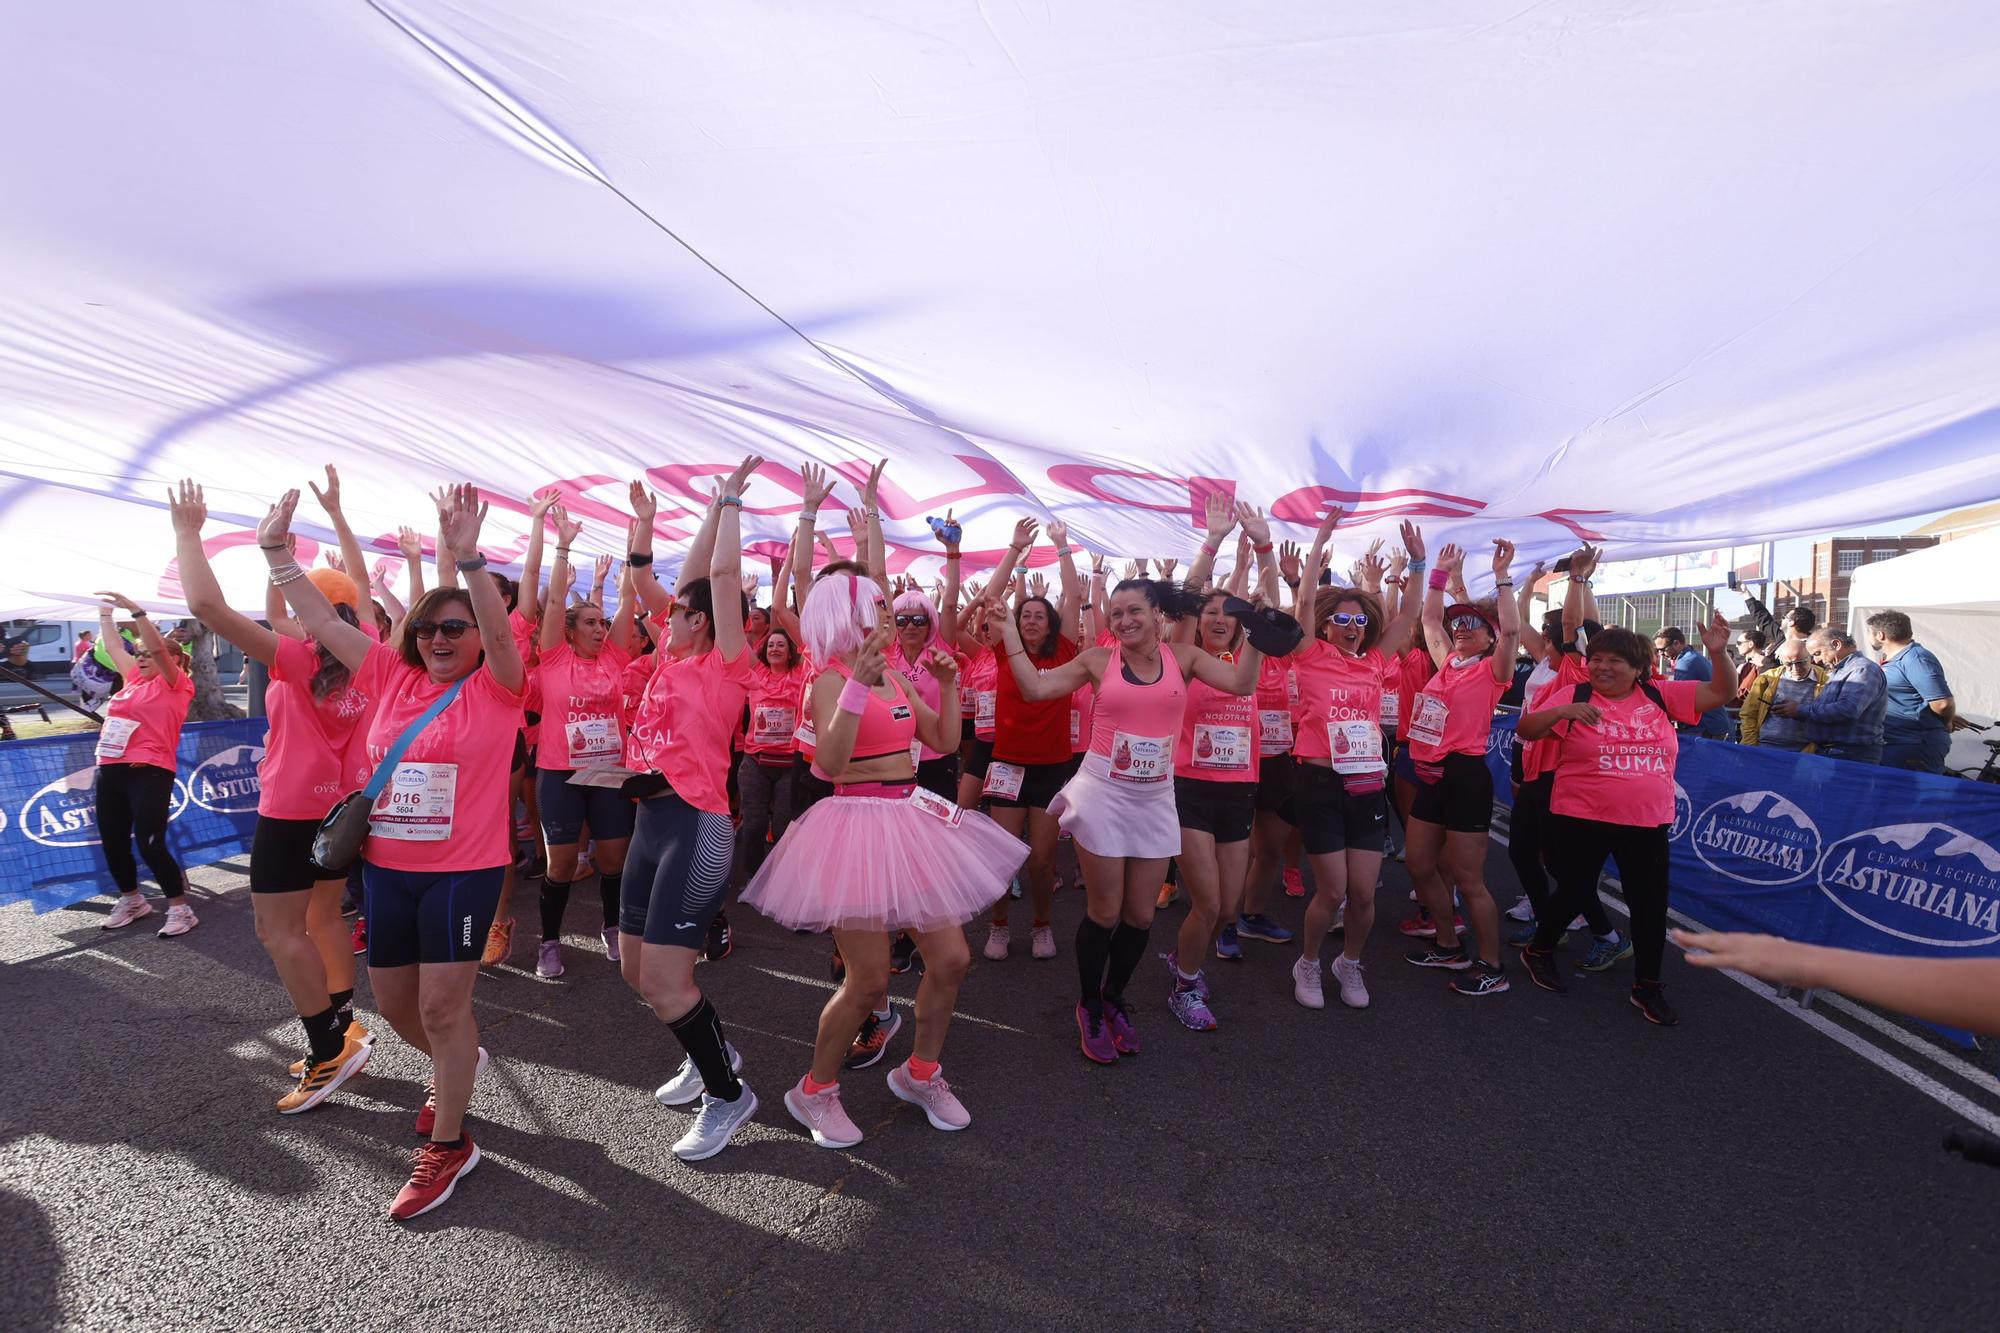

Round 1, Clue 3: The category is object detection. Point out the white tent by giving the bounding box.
[1848,528,2000,770]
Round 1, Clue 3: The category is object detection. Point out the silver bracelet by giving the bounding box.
[269,562,307,586]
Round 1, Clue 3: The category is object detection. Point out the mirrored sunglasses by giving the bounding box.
[1327,612,1370,627]
[894,614,931,628]
[1447,614,1488,634]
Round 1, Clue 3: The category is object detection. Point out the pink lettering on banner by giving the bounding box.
[832,456,1034,518]
[1044,465,1234,527]
[1269,485,1484,525]
[160,529,320,602]
[1533,509,1613,541]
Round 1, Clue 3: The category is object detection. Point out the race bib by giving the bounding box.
[1380,689,1401,730]
[1286,671,1301,706]
[984,760,1025,800]
[910,738,924,766]
[95,716,140,760]
[1192,723,1252,771]
[1069,708,1082,749]
[974,690,996,733]
[753,705,797,747]
[1329,720,1385,775]
[909,786,964,827]
[370,762,458,842]
[1407,693,1449,749]
[1258,709,1294,753]
[1108,732,1172,783]
[565,714,621,764]
[793,714,817,748]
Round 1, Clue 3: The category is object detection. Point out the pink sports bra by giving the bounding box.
[811,662,917,780]
[1087,644,1188,759]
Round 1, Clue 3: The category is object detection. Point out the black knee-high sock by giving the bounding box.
[1076,918,1116,1008]
[539,878,573,942]
[597,872,621,930]
[329,987,355,1029]
[666,997,743,1100]
[1104,920,1152,1001]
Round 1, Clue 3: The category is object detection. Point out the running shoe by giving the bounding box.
[1631,983,1680,1027]
[1282,867,1306,898]
[887,1063,971,1131]
[1397,910,1436,938]
[390,1136,481,1221]
[602,927,621,964]
[1163,951,1211,1000]
[1521,946,1565,994]
[1030,925,1057,959]
[481,917,514,968]
[1383,831,1402,861]
[1235,913,1293,944]
[784,1079,864,1149]
[351,916,367,956]
[889,933,917,974]
[1507,918,1540,948]
[673,1085,760,1161]
[655,1042,744,1106]
[1213,923,1242,960]
[1292,957,1325,1009]
[844,1012,902,1070]
[1167,984,1218,1031]
[1329,955,1370,1009]
[536,940,564,979]
[414,1046,489,1137]
[1051,872,1065,892]
[703,913,733,963]
[1331,901,1346,936]
[156,904,198,938]
[341,884,362,918]
[1156,882,1178,909]
[1075,1002,1118,1064]
[277,1031,372,1115]
[1405,942,1472,970]
[575,852,596,881]
[982,924,1010,961]
[100,895,152,930]
[1449,961,1511,997]
[1579,934,1634,973]
[1568,915,1590,931]
[1505,894,1535,923]
[1104,997,1142,1055]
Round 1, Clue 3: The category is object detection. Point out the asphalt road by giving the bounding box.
[3,842,1996,1332]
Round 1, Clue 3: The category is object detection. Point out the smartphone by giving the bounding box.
[1553,555,1573,574]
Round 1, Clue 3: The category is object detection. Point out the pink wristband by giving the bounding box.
[837,676,872,715]
[1427,568,1451,591]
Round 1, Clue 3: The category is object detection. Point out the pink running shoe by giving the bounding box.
[1282,867,1306,897]
[101,894,153,930]
[784,1078,863,1149]
[1075,1003,1118,1064]
[886,1063,971,1131]
[1104,998,1141,1055]
[1163,951,1211,1001]
[1167,984,1218,1032]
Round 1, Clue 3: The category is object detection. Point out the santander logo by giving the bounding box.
[1818,823,2000,948]
[1691,790,1822,886]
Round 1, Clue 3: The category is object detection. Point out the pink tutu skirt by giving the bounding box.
[1049,754,1181,860]
[741,792,1028,933]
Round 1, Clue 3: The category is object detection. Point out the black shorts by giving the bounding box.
[1409,752,1494,835]
[1255,753,1297,819]
[250,815,327,894]
[1173,776,1256,843]
[917,753,961,800]
[983,755,1077,811]
[512,732,529,774]
[791,754,835,817]
[362,862,506,967]
[535,766,637,846]
[964,737,996,781]
[1291,762,1389,856]
[621,788,736,948]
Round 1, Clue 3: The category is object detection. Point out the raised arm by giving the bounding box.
[1226,533,1253,598]
[540,505,584,654]
[168,480,281,666]
[1186,493,1238,593]
[266,534,304,639]
[256,491,376,673]
[707,456,761,661]
[936,508,963,645]
[1420,543,1459,671]
[1296,506,1343,643]
[1047,519,1083,644]
[1488,539,1521,685]
[1378,522,1425,656]
[431,488,458,590]
[1175,638,1262,695]
[861,459,890,598]
[1514,561,1549,662]
[1239,504,1280,607]
[516,490,558,626]
[95,603,139,678]
[793,461,835,612]
[372,563,407,628]
[626,483,672,617]
[397,524,428,603]
[438,483,524,692]
[308,465,372,599]
[985,516,1038,596]
[610,525,639,654]
[1563,543,1600,643]
[1691,614,1739,714]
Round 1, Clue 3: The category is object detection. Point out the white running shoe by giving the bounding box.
[655,1042,744,1107]
[1330,954,1371,1009]
[784,1079,864,1149]
[1505,894,1535,923]
[1292,956,1325,1009]
[982,924,1010,961]
[101,895,153,930]
[672,1085,759,1161]
[156,904,198,938]
[887,1063,970,1131]
[1030,925,1057,959]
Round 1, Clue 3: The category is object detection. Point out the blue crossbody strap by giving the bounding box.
[360,678,466,802]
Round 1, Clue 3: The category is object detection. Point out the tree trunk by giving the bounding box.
[187,621,242,721]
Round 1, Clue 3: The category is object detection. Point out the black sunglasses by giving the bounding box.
[413,618,476,641]
[894,614,931,628]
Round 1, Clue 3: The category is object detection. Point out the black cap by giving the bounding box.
[1222,596,1305,657]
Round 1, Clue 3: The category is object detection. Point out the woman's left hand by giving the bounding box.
[852,624,891,685]
[925,645,960,687]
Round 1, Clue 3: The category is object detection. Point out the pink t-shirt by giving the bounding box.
[1176,655,1257,782]
[1547,680,1702,826]
[963,651,999,741]
[531,641,632,771]
[1407,655,1508,763]
[1290,641,1386,763]
[260,636,380,820]
[1391,649,1438,744]
[1518,654,1590,784]
[354,642,526,872]
[888,643,967,762]
[629,642,756,816]
[508,608,536,665]
[95,671,194,771]
[745,661,806,760]
[620,653,656,742]
[1255,656,1294,757]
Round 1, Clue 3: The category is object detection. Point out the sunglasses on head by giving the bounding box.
[894,614,931,629]
[1448,614,1488,634]
[412,618,475,641]
[1326,612,1370,627]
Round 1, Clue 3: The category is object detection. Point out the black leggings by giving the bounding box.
[97,763,182,897]
[734,756,795,886]
[1510,777,1613,935]
[1537,813,1669,984]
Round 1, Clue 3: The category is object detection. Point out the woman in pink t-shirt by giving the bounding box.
[1401,539,1521,998]
[262,483,525,1221]
[1516,619,1737,1026]
[737,626,805,887]
[90,591,195,936]
[528,506,639,980]
[168,479,384,1115]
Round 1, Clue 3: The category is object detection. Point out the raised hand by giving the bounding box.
[1028,572,1049,600]
[1314,504,1344,544]
[1047,518,1070,549]
[167,480,206,534]
[1237,502,1271,548]
[722,453,765,501]
[1355,549,1385,588]
[308,464,344,516]
[1159,556,1179,582]
[1010,517,1041,551]
[593,553,613,588]
[801,461,835,514]
[258,490,301,549]
[1399,520,1427,563]
[845,505,869,536]
[935,506,961,552]
[1699,611,1731,656]
[95,590,144,615]
[852,624,892,685]
[396,525,424,560]
[1387,547,1409,577]
[628,481,658,527]
[742,571,760,598]
[550,504,584,549]
[528,488,560,526]
[863,458,887,511]
[1436,542,1465,575]
[321,550,346,573]
[1492,538,1516,577]
[1203,492,1237,543]
[437,483,489,559]
[1571,542,1602,580]
[1278,541,1302,584]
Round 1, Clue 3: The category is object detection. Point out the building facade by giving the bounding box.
[1773,535,1937,632]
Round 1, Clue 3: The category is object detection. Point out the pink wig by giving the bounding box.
[801,572,879,663]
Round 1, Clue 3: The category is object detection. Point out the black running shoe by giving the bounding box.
[702,912,732,963]
[1630,984,1680,1027]
[1405,943,1472,970]
[889,932,917,975]
[1521,946,1566,994]
[1448,961,1511,997]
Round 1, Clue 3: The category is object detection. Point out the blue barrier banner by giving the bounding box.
[1,718,265,914]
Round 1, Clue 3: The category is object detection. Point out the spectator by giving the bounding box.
[1652,627,1729,738]
[73,629,95,663]
[1866,610,1964,774]
[1734,628,1770,695]
[1743,597,1816,646]
[1771,629,1886,763]
[1738,640,1825,751]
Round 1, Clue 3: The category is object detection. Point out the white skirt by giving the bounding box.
[1048,753,1181,860]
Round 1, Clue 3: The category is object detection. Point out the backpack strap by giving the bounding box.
[1570,682,1593,704]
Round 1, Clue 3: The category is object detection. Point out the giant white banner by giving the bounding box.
[3,2,1998,617]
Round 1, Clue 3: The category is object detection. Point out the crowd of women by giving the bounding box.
[85,459,1740,1220]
